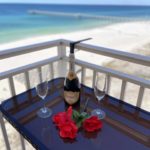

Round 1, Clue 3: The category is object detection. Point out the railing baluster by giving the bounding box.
[134,86,145,117]
[47,63,52,80]
[0,112,11,150]
[81,67,86,84]
[136,86,145,108]
[8,76,26,150]
[49,63,54,79]
[119,80,127,110]
[106,74,111,95]
[104,74,111,104]
[20,135,26,150]
[120,80,127,101]
[37,67,42,83]
[24,71,30,90]
[8,77,16,96]
[92,70,96,88]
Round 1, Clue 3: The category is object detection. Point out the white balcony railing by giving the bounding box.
[0,39,150,150]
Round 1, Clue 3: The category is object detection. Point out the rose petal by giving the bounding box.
[59,121,78,139]
[83,116,102,132]
[67,106,73,119]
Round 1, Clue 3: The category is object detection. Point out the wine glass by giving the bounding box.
[35,70,52,118]
[91,73,107,119]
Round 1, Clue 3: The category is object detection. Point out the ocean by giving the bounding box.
[0,3,150,44]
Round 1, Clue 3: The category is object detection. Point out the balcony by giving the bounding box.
[0,39,150,150]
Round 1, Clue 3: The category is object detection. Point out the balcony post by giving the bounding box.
[57,43,67,77]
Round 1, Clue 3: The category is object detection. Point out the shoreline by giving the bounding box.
[0,21,150,52]
[0,21,150,73]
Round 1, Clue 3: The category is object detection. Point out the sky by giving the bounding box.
[0,0,150,6]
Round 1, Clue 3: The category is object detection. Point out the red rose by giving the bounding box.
[59,121,78,139]
[52,106,73,128]
[53,106,78,139]
[83,116,102,132]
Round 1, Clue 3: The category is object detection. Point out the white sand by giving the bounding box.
[0,21,150,73]
[1,21,150,51]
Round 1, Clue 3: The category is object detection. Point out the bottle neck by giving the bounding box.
[69,53,75,72]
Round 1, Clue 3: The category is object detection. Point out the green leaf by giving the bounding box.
[73,111,89,128]
[72,110,80,121]
[76,120,83,128]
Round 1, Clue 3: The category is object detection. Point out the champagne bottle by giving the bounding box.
[64,38,92,106]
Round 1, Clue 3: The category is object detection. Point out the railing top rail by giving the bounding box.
[0,38,149,66]
[0,56,60,80]
[0,39,61,60]
[61,39,150,67]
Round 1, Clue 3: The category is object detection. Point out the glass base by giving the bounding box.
[91,109,106,119]
[37,107,52,118]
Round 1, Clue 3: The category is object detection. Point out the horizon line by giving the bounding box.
[0,2,150,7]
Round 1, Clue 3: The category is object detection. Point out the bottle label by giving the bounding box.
[64,91,79,105]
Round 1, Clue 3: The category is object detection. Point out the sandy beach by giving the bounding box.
[1,21,150,51]
[0,21,150,72]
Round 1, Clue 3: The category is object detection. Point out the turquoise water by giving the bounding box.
[0,4,150,44]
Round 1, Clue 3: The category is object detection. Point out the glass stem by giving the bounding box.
[42,98,47,113]
[98,99,101,108]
